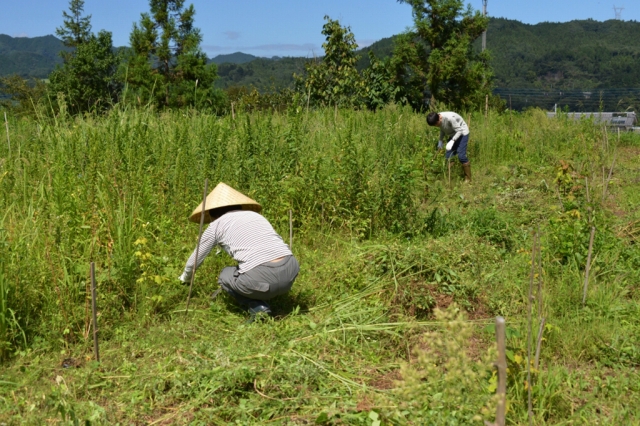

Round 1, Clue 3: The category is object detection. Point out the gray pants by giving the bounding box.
[218,256,299,308]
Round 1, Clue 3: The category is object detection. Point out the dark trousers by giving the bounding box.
[218,256,299,309]
[445,133,470,163]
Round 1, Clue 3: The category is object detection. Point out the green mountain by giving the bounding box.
[209,52,259,65]
[216,18,640,95]
[3,18,640,100]
[485,18,640,90]
[0,34,67,79]
[215,57,307,91]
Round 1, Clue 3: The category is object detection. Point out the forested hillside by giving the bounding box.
[486,18,640,90]
[3,17,640,93]
[216,18,640,94]
[0,34,66,78]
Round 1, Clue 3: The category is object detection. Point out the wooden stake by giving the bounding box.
[534,317,546,370]
[585,177,590,204]
[602,151,617,203]
[582,226,596,306]
[448,160,452,187]
[509,95,512,131]
[186,178,208,316]
[526,231,537,425]
[231,102,235,120]
[537,234,543,317]
[495,316,507,426]
[3,112,10,157]
[485,95,489,118]
[90,262,100,363]
[289,209,293,249]
[602,166,605,199]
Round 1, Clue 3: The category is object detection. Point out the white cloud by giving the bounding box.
[13,32,29,38]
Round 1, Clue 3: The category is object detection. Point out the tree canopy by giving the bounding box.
[124,0,220,109]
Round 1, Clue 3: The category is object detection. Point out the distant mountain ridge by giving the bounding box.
[0,34,67,78]
[209,52,259,65]
[3,18,640,93]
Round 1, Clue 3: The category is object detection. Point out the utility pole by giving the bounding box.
[482,0,488,51]
[613,5,624,20]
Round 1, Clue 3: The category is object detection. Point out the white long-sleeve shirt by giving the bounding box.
[180,210,292,281]
[438,111,470,143]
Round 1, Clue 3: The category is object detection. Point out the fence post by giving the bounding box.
[90,262,100,363]
[3,112,10,157]
[495,316,507,426]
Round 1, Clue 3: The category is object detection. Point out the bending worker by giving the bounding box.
[427,111,472,182]
[179,182,299,321]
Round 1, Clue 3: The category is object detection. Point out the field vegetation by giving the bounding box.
[0,104,639,424]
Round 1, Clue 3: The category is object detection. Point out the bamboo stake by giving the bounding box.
[495,316,507,426]
[186,178,208,316]
[485,95,489,118]
[582,226,596,306]
[448,160,452,187]
[526,231,537,425]
[90,262,100,363]
[537,233,543,317]
[585,177,590,203]
[602,151,617,203]
[509,95,512,132]
[3,112,10,156]
[231,102,235,120]
[602,166,605,199]
[289,209,293,249]
[534,317,546,370]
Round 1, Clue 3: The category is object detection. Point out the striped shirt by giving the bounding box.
[180,210,292,281]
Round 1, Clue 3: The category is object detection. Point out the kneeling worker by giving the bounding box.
[427,111,472,182]
[179,182,299,320]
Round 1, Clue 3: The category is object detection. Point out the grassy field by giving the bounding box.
[0,105,639,425]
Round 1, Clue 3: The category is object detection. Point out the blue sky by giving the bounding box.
[2,1,638,58]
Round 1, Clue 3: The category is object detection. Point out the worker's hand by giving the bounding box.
[446,139,455,151]
[178,272,191,285]
[436,140,444,150]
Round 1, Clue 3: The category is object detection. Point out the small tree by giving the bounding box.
[48,0,120,113]
[396,0,492,110]
[124,0,220,109]
[361,52,403,110]
[55,0,91,51]
[296,16,364,108]
[0,76,47,116]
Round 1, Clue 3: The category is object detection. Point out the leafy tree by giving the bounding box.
[124,0,220,109]
[55,0,91,51]
[0,75,47,116]
[295,16,364,108]
[361,52,403,110]
[396,0,492,109]
[48,0,120,113]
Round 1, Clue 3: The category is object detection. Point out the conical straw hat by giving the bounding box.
[189,182,262,223]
